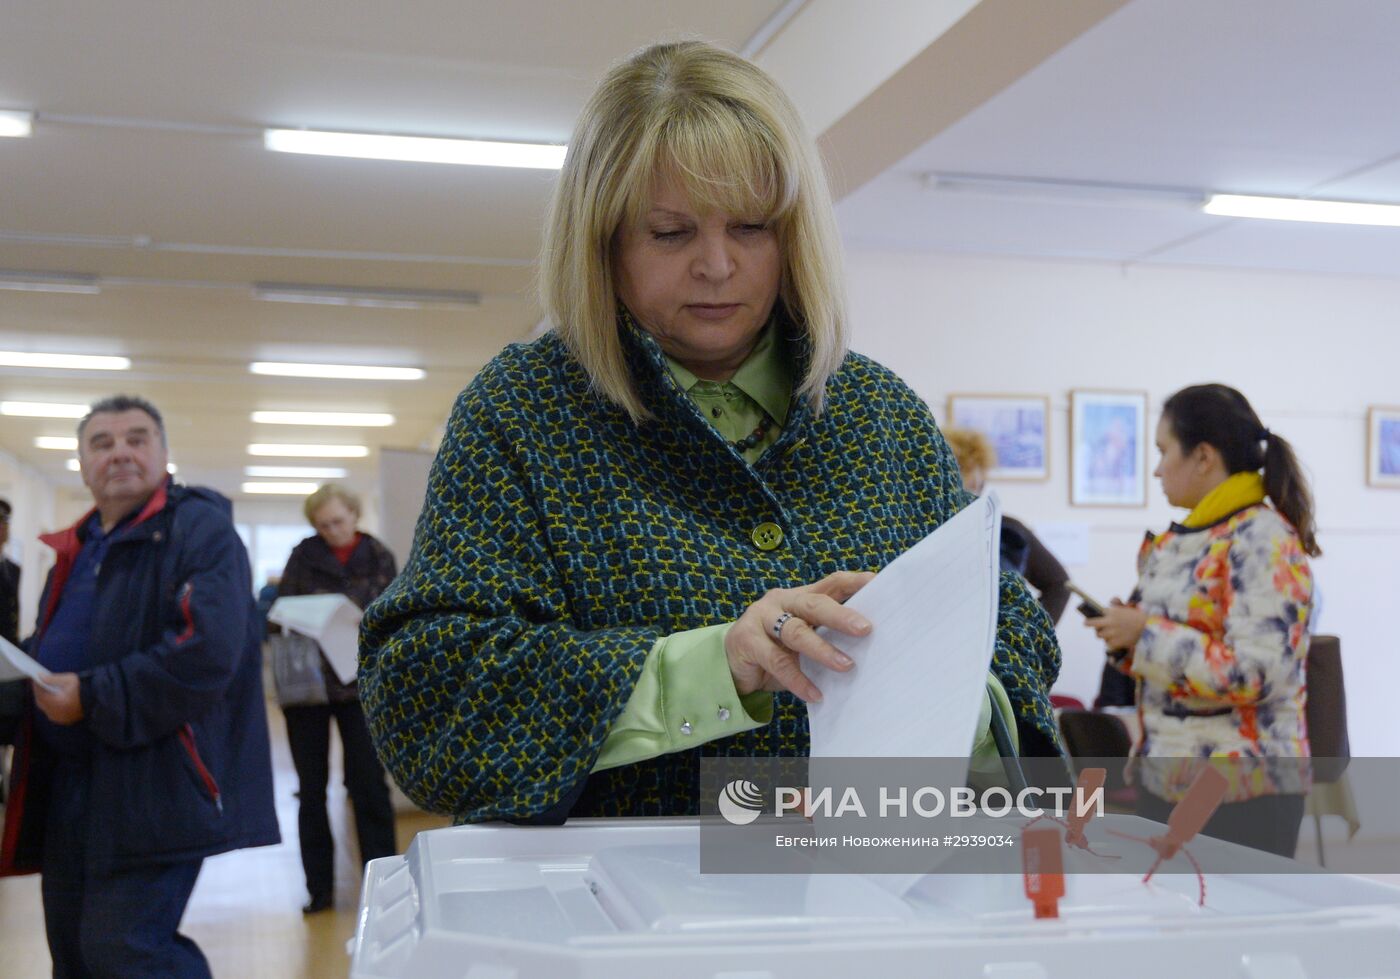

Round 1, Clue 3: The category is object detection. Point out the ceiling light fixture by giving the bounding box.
[921,171,1204,210]
[250,362,424,381]
[2,401,89,418]
[919,173,1400,229]
[0,351,130,371]
[1204,193,1400,227]
[264,128,566,170]
[251,410,394,427]
[248,443,370,458]
[36,436,80,450]
[0,111,33,138]
[242,481,319,496]
[251,282,479,309]
[0,270,101,294]
[245,465,349,479]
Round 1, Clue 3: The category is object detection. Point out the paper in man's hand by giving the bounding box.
[0,635,61,693]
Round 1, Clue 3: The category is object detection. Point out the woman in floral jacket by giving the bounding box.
[1089,384,1319,857]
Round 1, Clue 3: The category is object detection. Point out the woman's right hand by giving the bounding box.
[724,571,875,703]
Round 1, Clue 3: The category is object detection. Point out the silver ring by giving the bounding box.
[772,611,794,642]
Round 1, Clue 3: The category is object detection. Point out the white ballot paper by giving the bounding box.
[806,492,1002,759]
[267,594,363,684]
[0,635,61,693]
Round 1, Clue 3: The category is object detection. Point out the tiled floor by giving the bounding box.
[0,704,449,978]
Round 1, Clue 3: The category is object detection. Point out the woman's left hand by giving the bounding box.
[1086,601,1148,651]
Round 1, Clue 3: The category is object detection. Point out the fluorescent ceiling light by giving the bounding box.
[36,436,79,450]
[245,465,349,479]
[251,282,479,309]
[248,443,370,458]
[0,351,130,371]
[242,481,319,495]
[0,270,101,294]
[0,111,33,138]
[264,128,566,170]
[1204,193,1400,227]
[252,410,394,427]
[250,361,424,381]
[922,171,1202,210]
[2,401,89,418]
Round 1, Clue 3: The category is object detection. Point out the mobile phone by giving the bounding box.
[1067,583,1106,618]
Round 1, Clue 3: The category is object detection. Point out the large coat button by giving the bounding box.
[751,522,783,551]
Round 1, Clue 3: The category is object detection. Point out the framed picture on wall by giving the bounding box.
[1368,406,1400,488]
[1070,389,1148,507]
[945,394,1050,481]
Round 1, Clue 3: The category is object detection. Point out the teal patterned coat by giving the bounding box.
[359,319,1062,822]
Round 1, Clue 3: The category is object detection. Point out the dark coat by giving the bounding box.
[0,556,18,645]
[0,479,280,876]
[1000,515,1071,625]
[0,558,21,745]
[277,532,396,701]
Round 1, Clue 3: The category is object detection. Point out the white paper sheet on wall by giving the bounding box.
[805,492,1002,759]
[1032,520,1091,567]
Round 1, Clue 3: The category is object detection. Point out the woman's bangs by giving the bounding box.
[657,109,796,222]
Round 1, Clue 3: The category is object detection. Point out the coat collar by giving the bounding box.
[617,308,815,461]
[39,478,172,560]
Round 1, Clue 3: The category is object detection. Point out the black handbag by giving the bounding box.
[269,631,329,707]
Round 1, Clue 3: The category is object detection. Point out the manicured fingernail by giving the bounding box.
[852,617,871,634]
[836,653,853,667]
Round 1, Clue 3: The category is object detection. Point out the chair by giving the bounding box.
[1049,694,1087,712]
[1304,634,1355,865]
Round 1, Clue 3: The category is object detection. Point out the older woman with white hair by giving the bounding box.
[278,483,397,912]
[360,41,1062,823]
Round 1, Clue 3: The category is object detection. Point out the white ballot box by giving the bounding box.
[350,817,1400,979]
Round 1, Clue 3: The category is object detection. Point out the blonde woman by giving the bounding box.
[360,41,1062,823]
[278,484,396,912]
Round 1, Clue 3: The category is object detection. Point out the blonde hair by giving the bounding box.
[540,40,849,421]
[303,483,361,524]
[943,427,997,476]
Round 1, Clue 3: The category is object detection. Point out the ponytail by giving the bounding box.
[1162,384,1321,557]
[1262,430,1321,557]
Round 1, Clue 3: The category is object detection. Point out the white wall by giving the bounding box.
[379,447,435,569]
[0,450,60,636]
[845,247,1400,755]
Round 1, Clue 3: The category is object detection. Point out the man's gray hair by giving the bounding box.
[78,394,167,447]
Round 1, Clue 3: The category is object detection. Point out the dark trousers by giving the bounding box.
[42,757,210,979]
[1136,787,1305,858]
[282,700,397,900]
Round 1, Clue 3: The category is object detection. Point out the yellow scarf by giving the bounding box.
[1182,471,1266,528]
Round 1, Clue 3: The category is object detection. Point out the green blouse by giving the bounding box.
[593,324,1011,773]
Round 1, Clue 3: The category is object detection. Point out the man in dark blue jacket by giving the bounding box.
[0,395,279,978]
